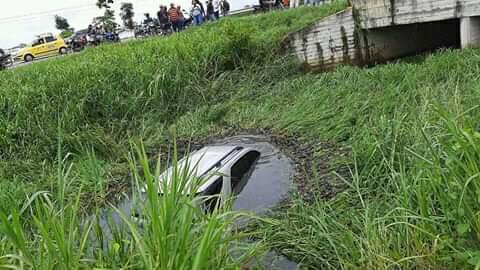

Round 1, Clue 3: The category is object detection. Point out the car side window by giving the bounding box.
[202,176,223,212]
[230,151,260,189]
[202,176,223,196]
[45,36,57,43]
[32,39,42,47]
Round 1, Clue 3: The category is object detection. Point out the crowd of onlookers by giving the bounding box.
[142,0,231,33]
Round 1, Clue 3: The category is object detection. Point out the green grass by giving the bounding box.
[0,2,347,211]
[0,143,254,269]
[171,50,480,268]
[2,1,480,268]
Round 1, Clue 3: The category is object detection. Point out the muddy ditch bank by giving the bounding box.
[165,128,350,203]
[99,128,349,209]
[94,129,349,270]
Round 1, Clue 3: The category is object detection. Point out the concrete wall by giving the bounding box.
[351,0,480,29]
[461,16,480,48]
[461,0,480,17]
[286,0,480,69]
[287,8,363,69]
[366,19,460,61]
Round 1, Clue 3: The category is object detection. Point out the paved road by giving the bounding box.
[7,54,67,70]
[6,38,133,70]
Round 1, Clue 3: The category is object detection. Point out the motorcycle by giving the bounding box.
[103,31,120,42]
[0,49,11,70]
[146,19,165,36]
[134,25,148,38]
[86,32,105,46]
[70,34,88,52]
[135,19,166,38]
[158,22,173,36]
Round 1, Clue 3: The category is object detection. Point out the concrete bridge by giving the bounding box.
[287,0,480,69]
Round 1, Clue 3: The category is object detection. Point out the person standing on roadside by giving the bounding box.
[168,4,179,31]
[191,0,205,25]
[176,6,186,31]
[220,0,230,16]
[259,0,267,12]
[213,0,220,19]
[158,5,171,32]
[143,13,154,24]
[206,0,215,21]
[157,5,169,25]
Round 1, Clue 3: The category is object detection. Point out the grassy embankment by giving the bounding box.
[2,1,480,268]
[0,3,345,207]
[0,3,346,269]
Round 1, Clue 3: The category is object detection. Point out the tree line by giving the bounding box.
[55,0,135,37]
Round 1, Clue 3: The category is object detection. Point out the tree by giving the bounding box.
[96,0,114,9]
[94,0,117,31]
[120,2,135,30]
[94,9,118,32]
[54,15,71,31]
[55,15,74,38]
[59,30,74,38]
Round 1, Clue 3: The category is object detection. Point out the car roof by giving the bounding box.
[155,146,257,193]
[37,33,54,38]
[188,146,240,177]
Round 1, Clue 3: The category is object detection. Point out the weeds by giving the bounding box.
[0,2,347,209]
[0,142,253,269]
[2,1,480,268]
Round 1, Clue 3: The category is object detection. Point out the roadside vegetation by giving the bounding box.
[2,1,480,268]
[178,48,480,268]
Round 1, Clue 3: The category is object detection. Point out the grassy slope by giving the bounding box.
[176,49,480,268]
[0,3,346,209]
[2,1,480,268]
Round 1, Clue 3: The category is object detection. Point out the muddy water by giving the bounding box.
[210,136,299,270]
[99,135,295,223]
[96,135,298,269]
[210,135,295,215]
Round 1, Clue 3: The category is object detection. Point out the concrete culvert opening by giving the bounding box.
[461,16,480,48]
[365,18,461,62]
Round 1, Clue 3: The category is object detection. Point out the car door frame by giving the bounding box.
[219,150,259,203]
[43,36,60,56]
[219,154,247,202]
[30,38,43,57]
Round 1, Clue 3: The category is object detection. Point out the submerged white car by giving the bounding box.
[148,146,260,210]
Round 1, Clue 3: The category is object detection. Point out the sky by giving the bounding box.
[0,0,255,49]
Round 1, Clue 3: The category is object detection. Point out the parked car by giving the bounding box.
[146,146,260,211]
[16,34,68,62]
[67,29,89,52]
